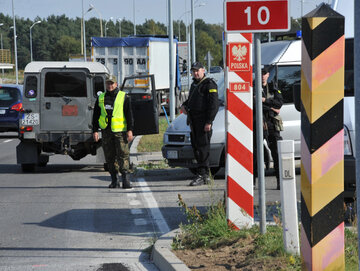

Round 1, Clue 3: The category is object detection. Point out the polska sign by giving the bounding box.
[225,0,290,32]
[228,42,250,72]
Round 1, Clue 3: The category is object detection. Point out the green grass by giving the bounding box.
[345,228,359,270]
[136,160,170,170]
[137,116,169,152]
[173,192,358,270]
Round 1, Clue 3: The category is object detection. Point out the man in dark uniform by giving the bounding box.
[92,75,134,189]
[181,62,219,186]
[261,66,283,190]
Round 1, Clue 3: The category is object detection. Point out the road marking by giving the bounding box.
[136,177,170,234]
[129,200,141,206]
[3,139,12,143]
[131,208,144,215]
[134,218,148,226]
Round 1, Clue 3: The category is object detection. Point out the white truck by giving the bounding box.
[91,36,182,113]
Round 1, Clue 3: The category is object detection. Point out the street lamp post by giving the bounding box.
[11,0,18,84]
[30,20,41,62]
[133,0,136,35]
[118,19,122,37]
[105,17,113,37]
[89,4,103,37]
[191,0,195,62]
[190,1,205,63]
[82,1,94,61]
[0,23,3,78]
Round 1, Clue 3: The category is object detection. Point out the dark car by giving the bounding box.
[0,84,23,132]
[209,66,223,74]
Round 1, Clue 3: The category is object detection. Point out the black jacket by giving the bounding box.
[92,88,134,132]
[262,83,283,128]
[182,76,219,124]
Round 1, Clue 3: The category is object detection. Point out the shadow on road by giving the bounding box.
[23,207,188,236]
[0,164,105,174]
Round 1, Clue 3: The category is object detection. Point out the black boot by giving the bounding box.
[109,173,120,188]
[189,175,205,186]
[122,173,132,189]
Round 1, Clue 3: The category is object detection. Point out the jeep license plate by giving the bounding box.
[21,113,40,125]
[167,150,178,159]
[0,110,5,114]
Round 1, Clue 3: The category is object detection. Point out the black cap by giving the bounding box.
[191,62,204,70]
[262,65,270,75]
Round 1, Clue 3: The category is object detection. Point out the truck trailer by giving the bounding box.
[91,36,182,113]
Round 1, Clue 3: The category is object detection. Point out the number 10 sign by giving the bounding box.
[225,0,290,32]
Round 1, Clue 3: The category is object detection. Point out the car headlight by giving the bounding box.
[344,125,352,156]
[185,134,191,143]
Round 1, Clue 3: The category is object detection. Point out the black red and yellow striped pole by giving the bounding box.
[300,4,345,270]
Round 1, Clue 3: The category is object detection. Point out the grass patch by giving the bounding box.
[137,116,169,152]
[173,192,358,270]
[136,160,170,170]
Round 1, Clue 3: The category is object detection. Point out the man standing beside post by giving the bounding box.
[261,66,283,190]
[181,62,219,186]
[92,75,134,189]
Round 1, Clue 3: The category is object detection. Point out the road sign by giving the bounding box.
[228,42,251,72]
[225,0,290,32]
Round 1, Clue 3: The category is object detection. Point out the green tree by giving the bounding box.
[196,30,222,68]
[52,35,80,61]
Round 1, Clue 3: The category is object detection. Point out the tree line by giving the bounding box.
[0,13,301,71]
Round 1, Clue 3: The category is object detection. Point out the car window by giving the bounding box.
[345,38,353,97]
[45,72,87,97]
[277,65,301,104]
[210,66,222,73]
[93,76,105,97]
[0,87,20,107]
[217,75,225,103]
[25,76,38,98]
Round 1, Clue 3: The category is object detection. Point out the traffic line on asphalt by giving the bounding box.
[2,139,12,144]
[136,177,170,234]
[131,208,144,215]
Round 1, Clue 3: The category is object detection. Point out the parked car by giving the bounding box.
[0,84,23,132]
[209,66,223,74]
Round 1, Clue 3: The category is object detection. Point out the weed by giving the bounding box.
[136,160,170,170]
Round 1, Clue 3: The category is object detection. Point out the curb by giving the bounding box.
[152,229,190,271]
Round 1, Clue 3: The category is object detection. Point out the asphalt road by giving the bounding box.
[0,132,301,270]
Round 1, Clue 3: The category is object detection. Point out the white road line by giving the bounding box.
[131,208,144,215]
[3,139,12,143]
[136,177,170,234]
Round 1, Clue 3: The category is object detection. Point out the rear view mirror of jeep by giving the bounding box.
[293,83,301,112]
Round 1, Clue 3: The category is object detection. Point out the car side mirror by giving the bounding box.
[293,83,301,112]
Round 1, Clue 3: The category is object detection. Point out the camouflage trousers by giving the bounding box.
[101,129,132,175]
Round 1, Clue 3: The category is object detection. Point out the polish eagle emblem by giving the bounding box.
[232,44,248,61]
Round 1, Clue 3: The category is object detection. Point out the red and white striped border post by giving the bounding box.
[225,32,254,229]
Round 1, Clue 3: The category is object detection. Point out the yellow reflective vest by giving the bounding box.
[98,91,127,132]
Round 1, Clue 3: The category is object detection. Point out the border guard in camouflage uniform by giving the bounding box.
[92,75,134,189]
